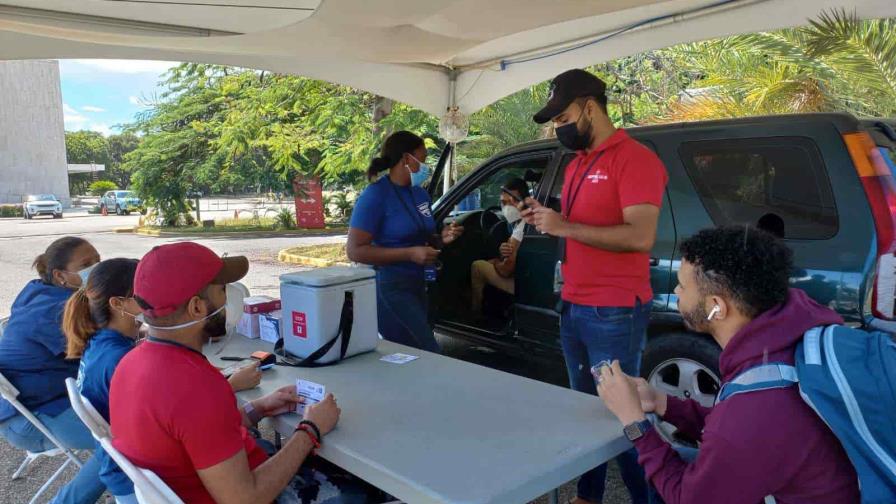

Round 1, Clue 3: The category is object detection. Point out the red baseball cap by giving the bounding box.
[134,242,249,317]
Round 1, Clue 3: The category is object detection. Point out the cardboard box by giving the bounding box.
[243,295,282,314]
[237,312,260,339]
[259,310,282,344]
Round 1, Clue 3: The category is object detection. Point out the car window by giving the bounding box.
[455,155,550,214]
[680,137,838,240]
[548,154,576,212]
[28,194,56,201]
[116,191,132,198]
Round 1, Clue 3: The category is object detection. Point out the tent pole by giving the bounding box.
[444,73,457,196]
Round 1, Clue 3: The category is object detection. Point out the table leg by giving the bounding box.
[549,488,559,504]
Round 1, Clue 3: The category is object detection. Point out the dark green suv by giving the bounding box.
[425,113,896,406]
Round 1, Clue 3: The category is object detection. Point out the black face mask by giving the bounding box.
[201,301,227,341]
[555,111,593,151]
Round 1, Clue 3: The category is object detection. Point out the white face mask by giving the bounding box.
[501,204,521,223]
[136,303,225,331]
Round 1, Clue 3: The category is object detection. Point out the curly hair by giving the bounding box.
[680,226,793,319]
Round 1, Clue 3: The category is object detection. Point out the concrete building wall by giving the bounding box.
[0,60,69,206]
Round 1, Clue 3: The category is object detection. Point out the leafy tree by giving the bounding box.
[664,10,896,120]
[106,132,140,188]
[125,64,229,225]
[88,180,118,196]
[65,130,109,195]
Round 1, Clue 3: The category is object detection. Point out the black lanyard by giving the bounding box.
[389,181,430,238]
[562,151,605,218]
[559,151,604,265]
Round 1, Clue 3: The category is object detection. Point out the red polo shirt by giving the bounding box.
[561,129,668,307]
[109,339,269,503]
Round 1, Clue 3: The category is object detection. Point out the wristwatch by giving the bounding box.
[623,418,653,442]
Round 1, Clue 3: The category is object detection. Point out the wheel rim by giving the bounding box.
[648,358,720,408]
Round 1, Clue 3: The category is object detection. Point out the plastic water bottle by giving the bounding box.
[553,260,564,293]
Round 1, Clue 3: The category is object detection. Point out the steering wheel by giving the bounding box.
[479,206,504,238]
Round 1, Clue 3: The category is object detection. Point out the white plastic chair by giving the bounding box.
[207,281,250,356]
[64,378,184,504]
[0,371,82,504]
[225,281,250,336]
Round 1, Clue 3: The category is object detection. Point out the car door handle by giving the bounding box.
[649,257,660,266]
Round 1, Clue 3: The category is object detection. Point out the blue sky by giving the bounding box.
[59,59,178,136]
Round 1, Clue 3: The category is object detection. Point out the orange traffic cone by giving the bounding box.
[101,205,108,216]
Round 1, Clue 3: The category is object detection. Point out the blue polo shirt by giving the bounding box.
[0,280,78,423]
[78,328,135,496]
[350,176,436,276]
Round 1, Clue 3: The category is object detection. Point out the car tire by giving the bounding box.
[23,210,28,220]
[115,205,123,216]
[642,332,722,408]
[53,213,62,219]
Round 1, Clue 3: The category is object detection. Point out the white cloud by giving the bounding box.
[68,59,177,75]
[63,103,89,129]
[82,105,106,113]
[63,103,117,135]
[90,123,114,136]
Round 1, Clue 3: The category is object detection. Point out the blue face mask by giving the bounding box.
[407,155,431,187]
[67,263,97,288]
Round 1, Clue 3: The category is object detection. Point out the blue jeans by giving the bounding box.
[560,300,650,504]
[0,407,105,504]
[375,270,440,353]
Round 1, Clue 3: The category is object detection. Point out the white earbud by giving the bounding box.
[707,305,721,321]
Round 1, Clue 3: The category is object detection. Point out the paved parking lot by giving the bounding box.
[0,214,629,504]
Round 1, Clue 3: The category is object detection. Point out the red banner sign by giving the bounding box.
[292,175,325,229]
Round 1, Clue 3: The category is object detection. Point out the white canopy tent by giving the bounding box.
[1,0,895,116]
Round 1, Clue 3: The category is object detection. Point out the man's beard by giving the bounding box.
[201,308,227,341]
[681,302,710,333]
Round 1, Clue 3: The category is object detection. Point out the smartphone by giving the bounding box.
[501,187,529,209]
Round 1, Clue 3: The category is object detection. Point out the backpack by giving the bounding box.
[716,325,896,504]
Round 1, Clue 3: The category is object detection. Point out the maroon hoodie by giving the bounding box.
[633,289,860,503]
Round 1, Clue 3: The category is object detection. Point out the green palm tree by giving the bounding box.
[666,10,896,121]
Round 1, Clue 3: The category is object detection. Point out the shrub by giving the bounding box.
[88,180,118,196]
[0,205,23,218]
[273,208,296,230]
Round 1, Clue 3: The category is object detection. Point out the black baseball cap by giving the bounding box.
[533,69,607,124]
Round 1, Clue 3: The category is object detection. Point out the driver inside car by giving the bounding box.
[470,177,530,316]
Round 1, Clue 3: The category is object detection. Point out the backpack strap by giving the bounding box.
[803,326,824,365]
[716,363,798,404]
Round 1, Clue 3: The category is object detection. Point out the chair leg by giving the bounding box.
[28,457,73,504]
[12,452,39,480]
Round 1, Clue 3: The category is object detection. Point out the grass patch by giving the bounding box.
[282,243,348,263]
[140,216,347,234]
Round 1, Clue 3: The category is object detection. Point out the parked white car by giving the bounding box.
[23,194,63,219]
